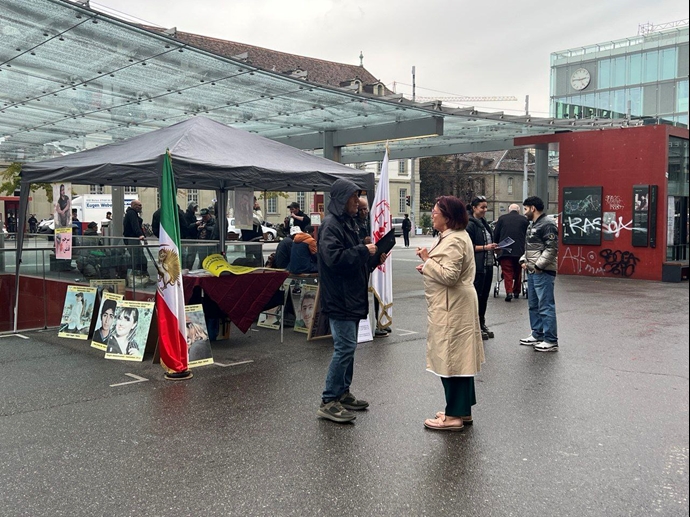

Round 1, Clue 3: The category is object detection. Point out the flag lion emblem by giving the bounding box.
[157,247,181,288]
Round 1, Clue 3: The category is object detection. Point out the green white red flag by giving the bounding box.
[155,151,188,373]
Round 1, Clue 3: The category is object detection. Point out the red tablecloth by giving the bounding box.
[183,271,289,333]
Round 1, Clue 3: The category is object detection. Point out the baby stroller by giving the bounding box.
[493,255,528,299]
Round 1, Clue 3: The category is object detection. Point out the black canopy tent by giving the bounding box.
[14,116,375,331]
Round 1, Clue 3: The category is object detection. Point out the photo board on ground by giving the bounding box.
[294,283,318,335]
[91,291,124,351]
[306,284,332,341]
[104,300,154,361]
[58,285,98,340]
[185,304,214,367]
[257,305,282,330]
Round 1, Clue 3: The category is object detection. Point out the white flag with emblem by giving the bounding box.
[370,148,393,329]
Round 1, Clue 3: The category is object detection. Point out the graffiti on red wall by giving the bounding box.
[560,246,605,275]
[563,216,635,240]
[599,249,640,277]
[605,195,625,211]
[560,246,640,277]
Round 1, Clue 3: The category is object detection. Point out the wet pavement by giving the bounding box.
[1,236,688,516]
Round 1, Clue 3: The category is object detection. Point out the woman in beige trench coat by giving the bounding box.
[416,196,485,431]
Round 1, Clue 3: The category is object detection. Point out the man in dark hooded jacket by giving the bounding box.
[316,178,383,424]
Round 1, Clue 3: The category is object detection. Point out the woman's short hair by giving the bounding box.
[436,196,469,230]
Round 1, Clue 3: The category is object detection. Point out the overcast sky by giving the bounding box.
[95,0,688,117]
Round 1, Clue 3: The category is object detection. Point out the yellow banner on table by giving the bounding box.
[202,254,260,276]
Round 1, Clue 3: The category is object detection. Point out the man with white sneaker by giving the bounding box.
[518,196,559,352]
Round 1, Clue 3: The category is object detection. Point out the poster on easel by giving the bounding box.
[58,285,98,340]
[104,300,154,361]
[295,283,318,335]
[89,279,126,296]
[91,292,124,351]
[185,304,214,367]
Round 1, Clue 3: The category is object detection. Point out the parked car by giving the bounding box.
[391,217,405,237]
[227,218,277,241]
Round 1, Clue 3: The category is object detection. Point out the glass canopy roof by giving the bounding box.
[0,0,641,164]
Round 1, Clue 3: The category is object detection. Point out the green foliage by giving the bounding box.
[419,213,432,230]
[0,162,54,201]
[258,191,289,200]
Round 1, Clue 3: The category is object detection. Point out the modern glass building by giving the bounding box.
[550,21,689,125]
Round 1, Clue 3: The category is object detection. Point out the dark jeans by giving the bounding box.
[322,319,358,403]
[441,376,476,417]
[403,231,410,247]
[125,238,147,273]
[498,256,522,295]
[473,266,494,326]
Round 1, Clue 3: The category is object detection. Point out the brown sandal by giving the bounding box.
[435,411,473,425]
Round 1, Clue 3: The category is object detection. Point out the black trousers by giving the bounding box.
[441,376,476,417]
[473,266,494,326]
[403,231,410,247]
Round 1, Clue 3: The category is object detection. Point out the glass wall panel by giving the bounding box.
[644,50,659,83]
[677,80,689,113]
[628,53,643,84]
[597,91,611,111]
[598,59,611,89]
[660,47,677,80]
[612,57,626,87]
[612,89,626,114]
[629,87,642,117]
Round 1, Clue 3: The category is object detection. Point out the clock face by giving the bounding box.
[570,68,591,91]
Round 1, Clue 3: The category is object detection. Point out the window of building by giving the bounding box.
[612,56,626,88]
[124,186,137,194]
[187,189,198,207]
[629,53,643,84]
[377,161,384,174]
[629,87,643,116]
[612,89,626,115]
[598,59,611,89]
[267,196,277,214]
[296,192,306,211]
[398,160,407,175]
[399,188,407,214]
[89,185,104,194]
[660,47,677,81]
[678,80,689,113]
[508,177,513,195]
[643,50,659,83]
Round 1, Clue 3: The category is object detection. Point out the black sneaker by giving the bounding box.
[481,330,489,341]
[317,400,356,423]
[339,391,369,411]
[374,329,388,338]
[505,294,512,302]
[513,292,520,299]
[481,325,494,339]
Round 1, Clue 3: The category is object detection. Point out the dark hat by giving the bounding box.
[288,202,300,209]
[200,208,210,216]
[87,221,98,229]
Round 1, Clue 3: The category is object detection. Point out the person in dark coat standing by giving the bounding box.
[466,196,498,341]
[493,204,529,301]
[123,200,147,275]
[316,178,383,424]
[402,214,412,247]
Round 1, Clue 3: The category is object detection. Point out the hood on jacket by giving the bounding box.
[328,178,361,218]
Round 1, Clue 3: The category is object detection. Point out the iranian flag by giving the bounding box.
[155,152,189,376]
